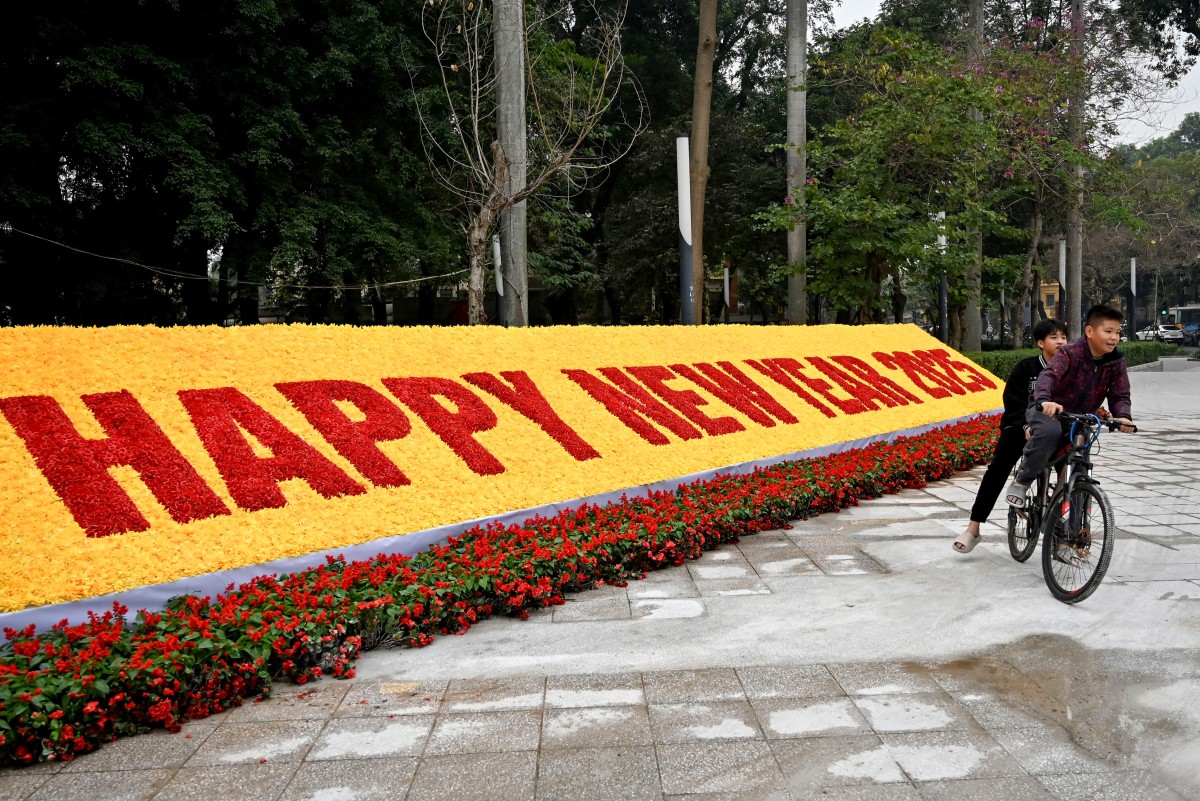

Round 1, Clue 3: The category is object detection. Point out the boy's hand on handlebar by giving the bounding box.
[1113,417,1136,433]
[1041,401,1064,417]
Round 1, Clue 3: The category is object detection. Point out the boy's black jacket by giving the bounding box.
[1000,355,1047,430]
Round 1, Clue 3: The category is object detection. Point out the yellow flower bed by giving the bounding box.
[0,324,1000,611]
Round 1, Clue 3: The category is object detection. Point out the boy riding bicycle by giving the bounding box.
[1006,304,1136,510]
[953,318,1068,554]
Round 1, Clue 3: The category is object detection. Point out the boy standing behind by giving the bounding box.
[954,319,1068,553]
[1006,304,1135,509]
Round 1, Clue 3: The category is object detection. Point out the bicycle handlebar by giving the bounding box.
[1055,411,1137,434]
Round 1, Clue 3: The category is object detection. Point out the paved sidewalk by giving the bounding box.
[3,369,1198,801]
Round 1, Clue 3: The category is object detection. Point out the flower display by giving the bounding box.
[0,415,998,766]
[0,324,1000,612]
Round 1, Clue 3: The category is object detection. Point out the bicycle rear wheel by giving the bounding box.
[1040,481,1115,603]
[1007,483,1040,562]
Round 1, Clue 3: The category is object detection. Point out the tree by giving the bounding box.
[687,0,719,325]
[410,0,644,324]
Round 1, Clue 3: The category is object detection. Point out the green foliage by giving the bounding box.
[964,341,1180,377]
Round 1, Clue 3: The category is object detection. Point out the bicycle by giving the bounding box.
[1006,411,1136,604]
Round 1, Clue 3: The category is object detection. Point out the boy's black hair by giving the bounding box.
[1032,318,1068,343]
[1085,304,1124,328]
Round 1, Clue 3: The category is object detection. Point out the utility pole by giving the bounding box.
[496,0,528,326]
[1066,0,1085,337]
[963,0,984,350]
[784,0,808,324]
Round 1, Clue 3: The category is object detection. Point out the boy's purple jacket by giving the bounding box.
[1032,337,1132,419]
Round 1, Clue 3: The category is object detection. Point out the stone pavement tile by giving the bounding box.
[278,756,417,801]
[406,751,536,801]
[749,556,822,577]
[917,776,1055,800]
[60,723,216,772]
[535,746,660,801]
[828,663,944,696]
[879,730,1027,782]
[1036,769,1189,801]
[978,726,1116,776]
[656,740,786,796]
[649,701,764,743]
[770,734,906,789]
[544,672,644,708]
[25,769,170,801]
[1117,580,1200,601]
[643,668,746,704]
[186,719,324,766]
[949,692,1055,733]
[572,582,632,601]
[851,693,975,734]
[336,679,446,717]
[424,710,542,755]
[540,706,654,751]
[631,598,707,620]
[442,676,545,713]
[148,763,298,801]
[799,786,920,801]
[688,562,753,581]
[627,581,700,599]
[662,793,793,801]
[806,552,887,576]
[694,578,772,597]
[751,697,872,739]
[0,772,49,801]
[307,715,434,760]
[226,680,350,723]
[695,549,751,565]
[550,598,631,623]
[738,665,843,700]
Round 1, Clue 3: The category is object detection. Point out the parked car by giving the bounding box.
[1183,323,1200,346]
[1135,324,1184,342]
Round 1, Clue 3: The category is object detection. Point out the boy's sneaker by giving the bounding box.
[1005,482,1029,509]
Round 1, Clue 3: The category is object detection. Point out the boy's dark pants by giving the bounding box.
[970,425,1027,523]
[1014,407,1066,486]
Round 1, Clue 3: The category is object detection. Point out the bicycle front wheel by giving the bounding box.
[1040,481,1115,604]
[1007,487,1039,563]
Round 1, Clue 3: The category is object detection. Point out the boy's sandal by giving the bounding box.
[953,530,981,554]
[1053,542,1083,567]
[1005,483,1029,509]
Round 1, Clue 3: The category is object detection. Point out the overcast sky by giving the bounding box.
[828,0,1200,146]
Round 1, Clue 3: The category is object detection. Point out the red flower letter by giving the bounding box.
[0,391,229,537]
[670,361,799,428]
[562,368,702,445]
[461,371,601,462]
[179,388,366,511]
[275,380,412,488]
[626,365,745,437]
[382,377,505,475]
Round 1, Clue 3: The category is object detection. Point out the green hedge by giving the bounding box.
[963,341,1180,379]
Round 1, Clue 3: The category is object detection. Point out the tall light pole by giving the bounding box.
[784,0,808,324]
[963,0,984,350]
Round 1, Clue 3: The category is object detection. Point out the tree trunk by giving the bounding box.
[1066,0,1085,337]
[688,0,718,325]
[1018,206,1044,349]
[467,214,492,324]
[963,0,985,351]
[496,0,528,326]
[891,270,906,323]
[784,0,808,324]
